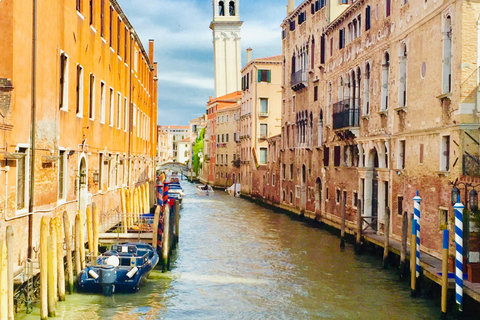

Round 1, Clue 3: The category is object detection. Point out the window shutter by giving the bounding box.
[366,6,371,31]
[267,70,271,83]
[258,70,262,82]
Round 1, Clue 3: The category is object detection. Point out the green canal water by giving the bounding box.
[18,182,442,319]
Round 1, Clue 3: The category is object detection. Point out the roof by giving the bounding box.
[207,91,242,105]
[242,55,282,72]
[158,125,190,130]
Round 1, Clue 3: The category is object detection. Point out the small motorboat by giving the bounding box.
[196,184,214,196]
[77,242,159,296]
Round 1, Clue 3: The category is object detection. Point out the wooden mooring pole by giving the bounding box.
[174,199,180,245]
[0,239,7,320]
[382,207,390,269]
[441,229,449,319]
[74,214,82,276]
[40,217,48,320]
[400,211,408,279]
[340,193,346,249]
[63,211,74,294]
[93,205,99,257]
[49,218,58,310]
[55,217,66,301]
[355,199,362,254]
[410,219,417,297]
[152,205,161,249]
[86,206,93,255]
[6,226,14,320]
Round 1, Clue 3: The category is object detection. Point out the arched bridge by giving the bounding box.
[157,162,188,173]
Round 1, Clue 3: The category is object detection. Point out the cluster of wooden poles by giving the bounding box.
[120,184,151,232]
[0,226,15,319]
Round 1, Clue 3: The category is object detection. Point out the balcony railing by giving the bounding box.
[332,99,360,130]
[259,111,268,117]
[290,70,307,91]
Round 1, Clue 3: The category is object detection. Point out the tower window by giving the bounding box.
[229,1,235,16]
[219,1,225,16]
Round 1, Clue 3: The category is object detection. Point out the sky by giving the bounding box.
[116,0,288,126]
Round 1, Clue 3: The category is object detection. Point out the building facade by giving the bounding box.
[240,52,283,196]
[0,0,157,263]
[157,125,190,163]
[276,0,480,261]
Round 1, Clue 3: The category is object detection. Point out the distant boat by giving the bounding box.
[196,184,214,196]
[77,242,159,296]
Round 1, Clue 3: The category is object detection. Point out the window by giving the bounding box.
[89,0,94,26]
[89,73,95,120]
[353,192,358,207]
[398,140,405,169]
[330,37,333,56]
[117,92,122,129]
[290,163,294,180]
[100,82,106,124]
[260,148,267,165]
[59,52,69,111]
[298,11,306,25]
[124,98,128,131]
[16,147,28,211]
[124,27,128,61]
[320,35,325,64]
[219,1,225,16]
[76,65,84,116]
[290,191,293,203]
[77,0,82,12]
[109,7,113,46]
[386,0,391,17]
[441,135,450,171]
[399,43,407,107]
[326,187,329,201]
[339,28,345,49]
[258,70,271,83]
[419,144,424,164]
[117,17,121,54]
[229,1,235,16]
[260,124,268,139]
[318,110,323,146]
[58,150,66,200]
[226,134,229,142]
[442,16,452,94]
[109,88,114,126]
[336,189,341,204]
[365,6,371,31]
[260,98,268,114]
[290,20,295,31]
[100,0,105,38]
[323,147,329,166]
[398,196,404,216]
[334,146,341,166]
[381,52,390,111]
[364,63,370,115]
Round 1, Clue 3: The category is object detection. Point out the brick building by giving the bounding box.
[0,0,157,265]
[276,0,480,261]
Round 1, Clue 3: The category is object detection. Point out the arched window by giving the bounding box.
[219,1,225,16]
[318,110,324,146]
[364,63,370,115]
[381,52,390,110]
[229,1,235,16]
[399,43,407,107]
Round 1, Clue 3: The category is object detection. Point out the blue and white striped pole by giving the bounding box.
[454,198,464,313]
[413,191,421,278]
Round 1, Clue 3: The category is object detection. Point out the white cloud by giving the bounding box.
[158,72,214,90]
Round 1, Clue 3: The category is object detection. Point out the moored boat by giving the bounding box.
[196,184,214,196]
[77,242,159,296]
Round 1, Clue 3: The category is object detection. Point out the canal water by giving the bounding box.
[18,181,441,319]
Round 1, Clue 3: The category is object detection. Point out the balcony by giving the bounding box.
[290,70,307,91]
[332,99,360,130]
[259,134,267,140]
[259,111,268,117]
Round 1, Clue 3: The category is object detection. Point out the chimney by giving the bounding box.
[148,39,154,62]
[246,48,252,63]
[287,0,295,15]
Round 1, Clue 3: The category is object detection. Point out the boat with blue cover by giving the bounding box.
[77,242,159,296]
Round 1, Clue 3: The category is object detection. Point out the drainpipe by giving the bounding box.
[28,0,38,259]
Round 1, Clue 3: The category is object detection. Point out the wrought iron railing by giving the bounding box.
[290,70,307,87]
[332,98,360,130]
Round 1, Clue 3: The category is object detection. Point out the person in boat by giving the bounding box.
[203,183,209,190]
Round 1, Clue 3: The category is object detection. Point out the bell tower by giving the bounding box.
[210,0,243,98]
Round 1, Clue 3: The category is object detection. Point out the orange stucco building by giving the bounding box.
[0,0,157,266]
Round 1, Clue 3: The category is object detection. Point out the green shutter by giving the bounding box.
[267,70,271,83]
[258,70,262,82]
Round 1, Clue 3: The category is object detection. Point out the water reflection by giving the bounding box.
[18,182,440,319]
